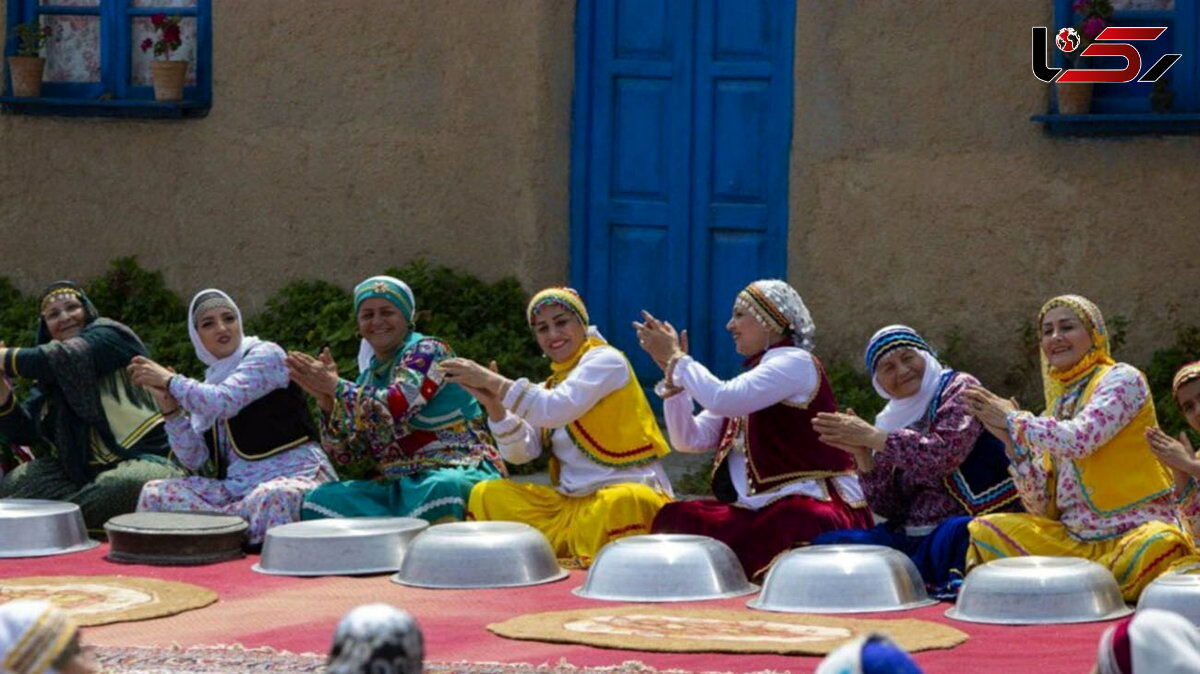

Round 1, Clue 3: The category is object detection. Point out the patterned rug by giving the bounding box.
[0,575,217,626]
[489,606,968,655]
[92,645,798,674]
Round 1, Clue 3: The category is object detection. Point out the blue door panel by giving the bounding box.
[573,0,793,387]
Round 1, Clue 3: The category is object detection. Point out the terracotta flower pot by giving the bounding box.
[150,60,188,102]
[8,56,46,98]
[1056,81,1093,115]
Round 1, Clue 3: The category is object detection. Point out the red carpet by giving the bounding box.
[0,545,1108,673]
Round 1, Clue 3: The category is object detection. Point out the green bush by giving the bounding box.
[245,279,358,373]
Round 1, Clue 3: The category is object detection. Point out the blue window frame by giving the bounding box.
[1036,0,1200,134]
[3,0,211,117]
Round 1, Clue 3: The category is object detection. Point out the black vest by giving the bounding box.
[205,383,317,478]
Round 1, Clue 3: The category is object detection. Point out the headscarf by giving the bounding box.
[814,633,923,674]
[525,287,605,352]
[734,279,815,351]
[186,289,265,433]
[1173,360,1200,399]
[353,276,416,376]
[23,282,166,486]
[1037,294,1115,415]
[327,603,423,674]
[1096,609,1200,674]
[865,325,946,432]
[0,600,79,674]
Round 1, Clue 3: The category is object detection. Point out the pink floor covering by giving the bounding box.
[0,544,1108,673]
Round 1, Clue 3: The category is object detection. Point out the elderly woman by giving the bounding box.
[1145,360,1200,544]
[809,325,1018,594]
[0,281,180,530]
[129,289,336,546]
[439,288,672,567]
[634,279,872,580]
[288,276,504,523]
[963,294,1192,601]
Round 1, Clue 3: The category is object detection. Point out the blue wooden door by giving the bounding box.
[571,0,794,383]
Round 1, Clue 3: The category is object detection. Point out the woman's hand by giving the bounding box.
[147,385,180,416]
[963,385,1019,431]
[632,310,685,370]
[440,358,509,397]
[128,355,175,390]
[287,350,340,399]
[1147,427,1200,477]
[446,360,507,422]
[813,410,888,452]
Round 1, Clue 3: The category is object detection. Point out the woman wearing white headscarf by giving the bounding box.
[129,289,335,545]
[1094,609,1200,674]
[634,279,872,579]
[810,325,1018,595]
[0,600,96,674]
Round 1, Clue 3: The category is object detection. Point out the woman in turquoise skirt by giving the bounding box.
[287,276,504,522]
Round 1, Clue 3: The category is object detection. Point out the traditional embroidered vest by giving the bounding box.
[709,353,855,502]
[1052,364,1171,516]
[541,339,670,484]
[932,371,1021,515]
[205,382,317,477]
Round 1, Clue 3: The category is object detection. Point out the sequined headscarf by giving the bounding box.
[734,279,815,350]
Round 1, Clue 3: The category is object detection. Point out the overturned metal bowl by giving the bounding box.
[946,556,1132,625]
[391,521,567,589]
[748,544,937,614]
[1136,566,1200,626]
[574,534,757,602]
[0,499,97,558]
[253,517,429,576]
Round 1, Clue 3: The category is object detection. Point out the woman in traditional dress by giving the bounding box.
[128,289,336,545]
[439,287,672,567]
[1145,360,1200,544]
[634,279,872,580]
[288,275,504,522]
[809,325,1019,595]
[963,294,1192,601]
[0,281,180,530]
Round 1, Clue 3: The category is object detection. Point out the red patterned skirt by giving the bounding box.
[651,480,873,580]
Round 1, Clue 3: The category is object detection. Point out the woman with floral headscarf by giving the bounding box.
[1145,360,1200,544]
[963,294,1192,601]
[0,281,180,530]
[439,288,672,567]
[128,289,336,545]
[809,325,1018,595]
[634,279,872,579]
[288,276,504,523]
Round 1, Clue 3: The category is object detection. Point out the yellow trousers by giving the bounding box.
[967,513,1193,601]
[467,479,671,567]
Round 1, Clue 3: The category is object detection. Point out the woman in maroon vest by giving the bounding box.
[635,279,872,580]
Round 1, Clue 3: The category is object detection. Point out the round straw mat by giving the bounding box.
[0,575,218,626]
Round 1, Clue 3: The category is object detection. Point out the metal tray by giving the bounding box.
[0,499,97,558]
[253,517,429,577]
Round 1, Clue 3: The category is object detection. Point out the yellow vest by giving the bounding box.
[542,338,670,483]
[1042,363,1172,517]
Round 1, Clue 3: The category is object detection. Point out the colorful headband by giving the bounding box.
[526,287,589,326]
[736,284,794,335]
[1173,361,1200,397]
[1039,294,1107,348]
[864,325,935,373]
[39,287,82,312]
[354,276,415,323]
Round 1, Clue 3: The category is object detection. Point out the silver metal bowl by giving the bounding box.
[747,544,938,614]
[0,499,98,558]
[573,534,757,602]
[1136,567,1200,625]
[946,556,1132,625]
[391,521,567,589]
[253,517,429,576]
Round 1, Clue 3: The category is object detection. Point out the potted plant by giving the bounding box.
[7,21,52,98]
[1056,0,1113,115]
[140,13,186,101]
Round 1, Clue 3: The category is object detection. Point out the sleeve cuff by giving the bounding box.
[0,392,15,417]
[487,412,524,441]
[502,378,534,415]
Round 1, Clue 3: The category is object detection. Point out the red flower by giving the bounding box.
[151,12,166,27]
[140,37,153,52]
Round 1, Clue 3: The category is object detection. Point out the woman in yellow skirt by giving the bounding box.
[440,288,672,567]
[962,294,1192,601]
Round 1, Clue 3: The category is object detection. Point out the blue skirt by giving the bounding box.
[811,516,973,599]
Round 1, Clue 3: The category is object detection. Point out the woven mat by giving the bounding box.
[92,645,797,674]
[489,606,968,656]
[0,575,217,626]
